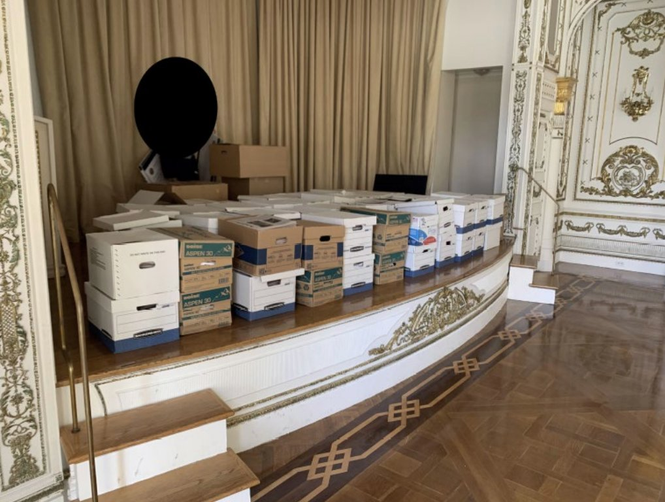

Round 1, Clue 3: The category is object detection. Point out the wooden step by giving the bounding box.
[61,390,233,464]
[80,449,259,502]
[531,272,559,291]
[511,254,538,270]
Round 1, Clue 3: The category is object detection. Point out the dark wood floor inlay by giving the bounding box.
[248,275,600,501]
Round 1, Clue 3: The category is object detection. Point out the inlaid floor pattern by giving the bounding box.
[240,271,665,502]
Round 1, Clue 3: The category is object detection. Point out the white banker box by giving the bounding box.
[406,246,436,271]
[302,211,376,258]
[343,254,374,289]
[485,223,502,250]
[233,268,304,316]
[87,229,179,300]
[85,282,179,342]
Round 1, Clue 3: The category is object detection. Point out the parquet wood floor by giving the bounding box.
[239,270,665,501]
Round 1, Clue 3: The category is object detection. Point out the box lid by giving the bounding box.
[85,282,179,312]
[234,208,301,220]
[301,211,377,227]
[218,216,301,248]
[235,267,305,282]
[297,220,345,240]
[206,200,265,212]
[153,227,234,258]
[93,210,170,231]
[343,207,411,226]
[87,228,176,246]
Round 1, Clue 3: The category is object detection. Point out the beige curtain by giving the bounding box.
[258,0,446,191]
[28,0,258,238]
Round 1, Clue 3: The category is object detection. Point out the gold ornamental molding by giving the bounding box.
[596,223,650,238]
[369,286,485,356]
[654,229,665,240]
[616,9,665,59]
[564,220,594,233]
[580,146,665,199]
[620,66,653,122]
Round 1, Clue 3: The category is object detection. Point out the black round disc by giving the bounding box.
[134,57,217,159]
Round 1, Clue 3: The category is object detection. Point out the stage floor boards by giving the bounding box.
[52,240,512,385]
[241,268,665,502]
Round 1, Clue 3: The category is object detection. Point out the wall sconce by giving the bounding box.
[621,66,653,121]
[554,77,576,116]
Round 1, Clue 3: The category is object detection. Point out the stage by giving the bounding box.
[53,240,513,452]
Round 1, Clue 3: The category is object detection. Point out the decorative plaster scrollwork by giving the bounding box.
[616,10,665,59]
[654,228,665,240]
[369,287,484,356]
[596,223,650,238]
[564,220,594,233]
[0,3,43,487]
[580,146,665,199]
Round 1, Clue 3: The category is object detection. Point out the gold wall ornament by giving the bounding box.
[369,286,485,356]
[654,228,665,240]
[518,10,532,63]
[554,76,576,116]
[580,146,665,199]
[596,223,650,238]
[616,10,665,59]
[621,66,654,121]
[564,220,594,233]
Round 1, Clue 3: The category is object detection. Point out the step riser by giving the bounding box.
[218,490,251,502]
[72,419,228,500]
[508,266,556,305]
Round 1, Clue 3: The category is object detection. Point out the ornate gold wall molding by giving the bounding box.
[596,223,650,238]
[505,70,528,233]
[369,287,485,356]
[616,9,665,59]
[0,0,44,490]
[564,220,594,233]
[580,146,665,199]
[654,228,665,240]
[518,0,533,63]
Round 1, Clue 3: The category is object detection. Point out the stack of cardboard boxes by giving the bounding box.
[301,211,377,296]
[85,229,180,353]
[218,215,304,320]
[210,144,289,200]
[482,194,505,250]
[405,214,438,277]
[452,198,478,262]
[466,196,488,256]
[154,227,234,335]
[343,207,411,285]
[296,221,345,307]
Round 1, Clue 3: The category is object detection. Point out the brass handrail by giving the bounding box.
[47,184,98,501]
[509,166,560,275]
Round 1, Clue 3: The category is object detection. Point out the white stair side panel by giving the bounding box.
[73,419,227,500]
[507,266,535,301]
[218,490,251,502]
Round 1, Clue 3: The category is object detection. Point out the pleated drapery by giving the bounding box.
[28,0,445,235]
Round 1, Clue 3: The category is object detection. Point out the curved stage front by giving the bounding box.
[55,242,512,452]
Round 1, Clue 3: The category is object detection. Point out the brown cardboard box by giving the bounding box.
[222,177,285,201]
[180,287,232,335]
[217,216,303,276]
[374,251,406,272]
[153,227,234,294]
[372,234,408,254]
[296,267,343,307]
[373,223,411,244]
[298,221,345,270]
[137,181,228,202]
[373,267,404,285]
[210,144,290,178]
[373,249,405,285]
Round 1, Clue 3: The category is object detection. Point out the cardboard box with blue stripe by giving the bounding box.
[218,215,303,276]
[155,226,234,334]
